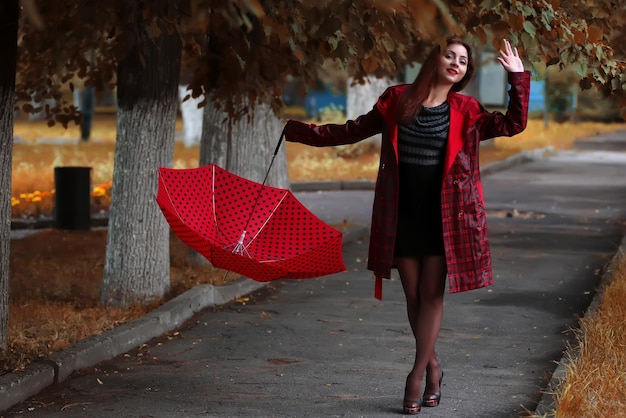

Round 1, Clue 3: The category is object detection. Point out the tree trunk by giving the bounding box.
[73,87,96,141]
[342,76,394,154]
[178,86,203,147]
[188,98,288,266]
[229,105,289,188]
[200,98,288,187]
[199,97,228,168]
[347,76,394,121]
[100,19,181,307]
[0,0,18,351]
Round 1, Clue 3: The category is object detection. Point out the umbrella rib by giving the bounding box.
[212,166,217,230]
[159,172,187,225]
[211,166,229,244]
[243,191,290,254]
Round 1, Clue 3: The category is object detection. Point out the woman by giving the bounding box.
[284,38,529,414]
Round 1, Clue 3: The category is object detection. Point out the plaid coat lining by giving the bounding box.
[285,71,531,299]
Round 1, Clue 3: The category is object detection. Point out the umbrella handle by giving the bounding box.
[261,129,286,188]
[272,129,285,158]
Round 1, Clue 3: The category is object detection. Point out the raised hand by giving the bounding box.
[497,39,525,73]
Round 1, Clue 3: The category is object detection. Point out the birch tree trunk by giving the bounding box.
[178,86,203,147]
[200,98,288,188]
[73,87,96,141]
[347,76,395,122]
[341,76,394,155]
[100,20,181,307]
[0,0,18,351]
[198,97,228,168]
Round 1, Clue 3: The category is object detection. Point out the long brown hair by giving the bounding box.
[396,38,475,125]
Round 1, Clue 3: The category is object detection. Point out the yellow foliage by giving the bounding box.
[551,255,626,418]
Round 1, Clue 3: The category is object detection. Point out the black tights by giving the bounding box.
[396,255,447,401]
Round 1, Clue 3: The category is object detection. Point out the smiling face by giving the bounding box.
[437,42,469,87]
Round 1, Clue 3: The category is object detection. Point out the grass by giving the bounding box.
[5,112,626,417]
[552,253,626,417]
[526,253,626,418]
[4,229,226,372]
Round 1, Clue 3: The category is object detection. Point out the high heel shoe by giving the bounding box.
[403,398,422,415]
[403,373,422,415]
[422,370,443,407]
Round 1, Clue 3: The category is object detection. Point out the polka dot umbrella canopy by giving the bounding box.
[156,164,346,282]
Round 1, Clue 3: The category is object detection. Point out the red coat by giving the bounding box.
[285,72,531,299]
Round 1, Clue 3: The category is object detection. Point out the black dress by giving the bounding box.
[394,102,449,257]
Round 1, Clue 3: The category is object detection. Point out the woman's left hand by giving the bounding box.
[497,39,525,73]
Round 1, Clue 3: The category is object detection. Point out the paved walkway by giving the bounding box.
[2,133,626,417]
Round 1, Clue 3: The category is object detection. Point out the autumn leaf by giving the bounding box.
[293,49,304,63]
[407,0,438,38]
[587,26,603,43]
[473,26,487,45]
[509,14,525,31]
[361,56,379,73]
[372,0,405,13]
[570,27,586,44]
[546,56,560,67]
[150,19,161,38]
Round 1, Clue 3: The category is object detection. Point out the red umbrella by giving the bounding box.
[156,164,346,282]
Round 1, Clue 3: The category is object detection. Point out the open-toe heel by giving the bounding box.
[403,373,422,415]
[422,370,443,407]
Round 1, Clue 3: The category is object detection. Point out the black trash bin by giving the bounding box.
[54,166,92,230]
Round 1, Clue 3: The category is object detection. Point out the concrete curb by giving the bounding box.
[291,179,375,191]
[0,363,56,412]
[533,234,626,416]
[0,225,369,412]
[480,147,552,177]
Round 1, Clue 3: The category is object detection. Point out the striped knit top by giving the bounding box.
[397,101,450,166]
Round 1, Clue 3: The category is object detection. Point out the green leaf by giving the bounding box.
[540,9,554,29]
[479,0,500,12]
[521,32,537,53]
[595,45,603,60]
[523,21,536,36]
[328,37,338,50]
[611,77,620,91]
[572,62,587,77]
[593,69,606,84]
[521,5,536,17]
